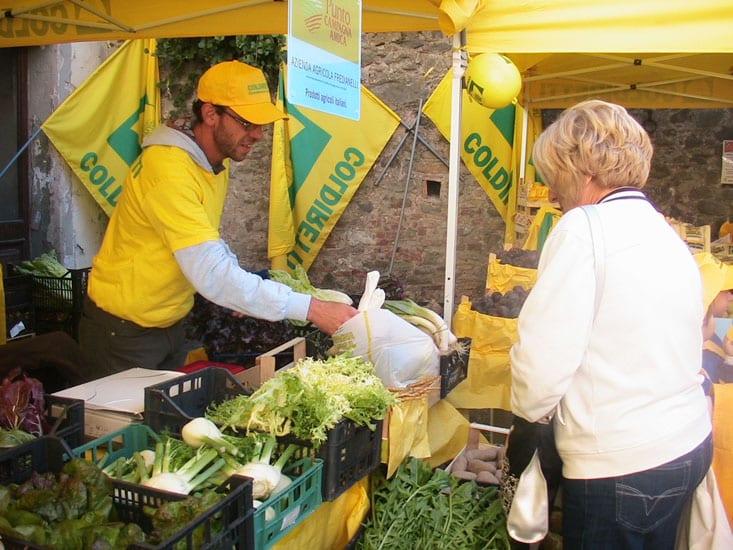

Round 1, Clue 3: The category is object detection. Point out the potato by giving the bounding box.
[466,447,498,461]
[476,470,500,485]
[451,470,478,481]
[452,454,468,473]
[467,458,497,474]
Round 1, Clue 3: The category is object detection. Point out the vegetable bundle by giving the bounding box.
[207,354,397,446]
[357,458,510,550]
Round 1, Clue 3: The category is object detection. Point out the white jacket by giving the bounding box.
[510,188,711,479]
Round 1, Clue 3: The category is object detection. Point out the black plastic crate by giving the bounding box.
[3,272,35,339]
[0,394,84,468]
[114,475,254,550]
[144,367,251,436]
[0,433,67,485]
[144,367,380,502]
[42,393,85,449]
[280,418,384,502]
[0,436,255,550]
[440,337,471,398]
[30,267,90,341]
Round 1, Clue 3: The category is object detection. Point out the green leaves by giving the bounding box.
[207,354,397,446]
[358,459,510,550]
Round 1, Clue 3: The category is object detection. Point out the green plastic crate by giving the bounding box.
[254,457,323,550]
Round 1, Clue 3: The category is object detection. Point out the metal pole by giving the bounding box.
[443,32,467,329]
[0,127,42,181]
[388,94,426,274]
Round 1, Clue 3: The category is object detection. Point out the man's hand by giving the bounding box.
[307,298,359,335]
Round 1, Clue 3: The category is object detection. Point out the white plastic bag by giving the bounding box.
[330,271,439,388]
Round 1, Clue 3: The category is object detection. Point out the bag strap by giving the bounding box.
[581,205,605,315]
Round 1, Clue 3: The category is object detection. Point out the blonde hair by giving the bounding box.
[532,100,653,206]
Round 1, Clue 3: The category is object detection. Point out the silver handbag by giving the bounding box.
[506,449,549,543]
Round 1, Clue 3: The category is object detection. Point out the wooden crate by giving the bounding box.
[234,336,307,390]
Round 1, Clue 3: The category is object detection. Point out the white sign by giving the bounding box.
[722,140,733,185]
[287,0,362,120]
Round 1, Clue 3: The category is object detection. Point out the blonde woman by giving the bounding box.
[510,100,712,549]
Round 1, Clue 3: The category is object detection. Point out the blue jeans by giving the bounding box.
[562,434,713,550]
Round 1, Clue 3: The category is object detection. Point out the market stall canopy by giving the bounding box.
[0,0,443,46]
[436,0,733,109]
[3,1,731,109]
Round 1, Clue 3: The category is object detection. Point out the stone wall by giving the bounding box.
[216,32,733,316]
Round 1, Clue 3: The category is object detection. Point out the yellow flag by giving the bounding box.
[269,65,401,271]
[41,39,160,216]
[423,69,524,242]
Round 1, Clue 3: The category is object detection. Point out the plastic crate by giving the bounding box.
[73,425,319,550]
[0,436,254,550]
[144,365,379,502]
[30,267,90,341]
[3,272,35,339]
[72,423,161,467]
[440,337,471,398]
[42,393,85,449]
[281,418,384,502]
[72,426,255,550]
[144,367,251,437]
[114,473,254,550]
[0,394,84,467]
[254,458,323,549]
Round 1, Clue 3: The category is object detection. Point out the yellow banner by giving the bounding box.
[423,69,527,242]
[269,64,400,271]
[41,39,160,216]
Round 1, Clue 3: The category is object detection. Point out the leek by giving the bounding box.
[383,299,460,355]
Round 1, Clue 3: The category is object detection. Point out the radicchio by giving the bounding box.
[0,368,48,437]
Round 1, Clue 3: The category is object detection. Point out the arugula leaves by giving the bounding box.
[358,459,510,550]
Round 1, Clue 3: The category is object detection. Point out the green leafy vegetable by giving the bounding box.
[207,354,397,446]
[357,459,510,550]
[13,250,74,309]
[269,265,353,305]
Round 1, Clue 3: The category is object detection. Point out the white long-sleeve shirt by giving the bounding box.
[510,188,711,479]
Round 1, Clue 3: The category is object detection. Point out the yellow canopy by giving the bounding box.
[2,1,730,108]
[436,0,733,109]
[0,0,442,46]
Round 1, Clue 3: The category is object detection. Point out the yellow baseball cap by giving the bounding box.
[197,61,286,125]
[694,252,733,310]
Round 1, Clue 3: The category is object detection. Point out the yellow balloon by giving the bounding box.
[464,53,522,109]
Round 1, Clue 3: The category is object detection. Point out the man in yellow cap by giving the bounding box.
[79,61,357,375]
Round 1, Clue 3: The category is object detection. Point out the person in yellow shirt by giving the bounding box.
[79,61,357,375]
